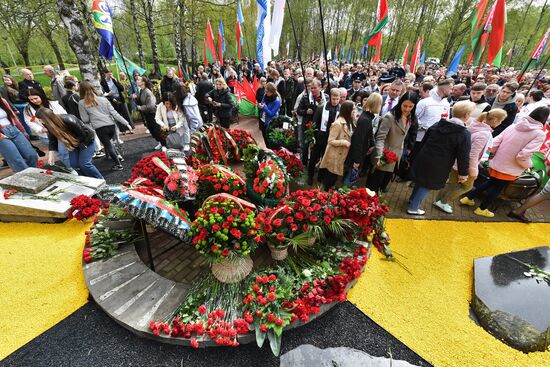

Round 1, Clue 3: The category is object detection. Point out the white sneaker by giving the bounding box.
[161,147,167,152]
[433,200,453,214]
[117,138,124,145]
[154,142,162,150]
[407,209,426,215]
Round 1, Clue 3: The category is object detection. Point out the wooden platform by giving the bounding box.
[83,223,368,347]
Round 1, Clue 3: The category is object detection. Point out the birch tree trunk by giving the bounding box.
[129,0,146,68]
[57,0,100,90]
[140,0,161,75]
[173,0,182,67]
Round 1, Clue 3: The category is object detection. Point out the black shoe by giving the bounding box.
[111,165,123,171]
[507,211,530,223]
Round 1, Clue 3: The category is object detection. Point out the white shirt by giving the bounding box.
[381,96,399,116]
[415,88,451,142]
[0,107,10,127]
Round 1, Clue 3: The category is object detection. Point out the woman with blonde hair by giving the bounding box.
[78,81,130,171]
[207,77,233,128]
[35,107,102,179]
[434,108,507,213]
[343,92,382,186]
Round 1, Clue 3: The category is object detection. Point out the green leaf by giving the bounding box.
[267,329,282,356]
[255,326,267,348]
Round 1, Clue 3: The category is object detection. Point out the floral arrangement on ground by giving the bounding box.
[83,134,395,356]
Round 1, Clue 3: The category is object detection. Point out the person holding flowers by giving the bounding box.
[367,92,419,193]
[407,101,473,215]
[319,101,355,190]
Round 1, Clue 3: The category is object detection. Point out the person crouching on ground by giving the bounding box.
[461,107,548,218]
[406,101,473,215]
[35,107,103,179]
[433,109,507,214]
[319,100,355,190]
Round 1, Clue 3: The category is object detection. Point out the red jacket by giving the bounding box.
[0,97,25,133]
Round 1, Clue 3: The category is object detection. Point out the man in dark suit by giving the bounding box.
[100,69,134,130]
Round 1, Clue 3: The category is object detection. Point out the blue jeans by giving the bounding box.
[343,167,359,187]
[407,185,431,211]
[0,125,38,172]
[39,137,71,169]
[69,141,103,179]
[14,103,33,137]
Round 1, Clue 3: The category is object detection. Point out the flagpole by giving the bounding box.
[317,0,330,82]
[285,0,305,75]
[525,53,550,96]
[113,30,135,94]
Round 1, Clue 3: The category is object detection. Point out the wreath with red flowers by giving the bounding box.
[191,195,262,262]
[124,152,171,188]
[196,164,247,204]
[68,195,104,221]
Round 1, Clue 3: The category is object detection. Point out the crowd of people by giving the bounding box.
[0,57,549,221]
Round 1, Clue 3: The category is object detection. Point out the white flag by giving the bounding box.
[256,0,272,69]
[269,0,285,57]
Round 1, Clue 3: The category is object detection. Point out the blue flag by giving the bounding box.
[237,0,245,24]
[420,50,426,65]
[219,20,226,53]
[256,0,268,70]
[92,0,115,60]
[362,44,368,57]
[341,47,345,61]
[347,49,352,63]
[446,46,465,77]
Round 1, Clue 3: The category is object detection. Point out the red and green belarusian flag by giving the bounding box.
[364,0,388,61]
[203,20,217,65]
[409,38,423,72]
[486,0,506,67]
[517,28,550,82]
[401,43,409,68]
[468,0,490,64]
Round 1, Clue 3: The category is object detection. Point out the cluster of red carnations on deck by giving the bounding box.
[68,195,104,220]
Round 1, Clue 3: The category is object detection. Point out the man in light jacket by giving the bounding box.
[43,65,66,109]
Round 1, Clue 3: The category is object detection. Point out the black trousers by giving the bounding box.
[467,177,511,210]
[142,112,165,145]
[113,100,135,129]
[366,169,393,193]
[307,131,328,181]
[322,171,339,191]
[95,125,120,165]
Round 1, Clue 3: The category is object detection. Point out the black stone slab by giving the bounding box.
[473,246,550,352]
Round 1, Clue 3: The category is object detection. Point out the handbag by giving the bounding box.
[166,131,184,150]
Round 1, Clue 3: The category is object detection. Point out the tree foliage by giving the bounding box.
[0,0,547,70]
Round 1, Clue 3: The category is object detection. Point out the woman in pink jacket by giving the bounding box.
[461,107,549,217]
[434,109,507,213]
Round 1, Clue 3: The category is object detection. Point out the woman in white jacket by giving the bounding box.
[155,92,190,151]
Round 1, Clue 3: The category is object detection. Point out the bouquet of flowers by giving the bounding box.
[191,195,261,263]
[251,159,288,202]
[206,125,240,165]
[242,272,296,356]
[303,121,315,145]
[68,195,104,221]
[266,115,298,152]
[124,152,170,188]
[273,148,304,183]
[196,164,247,204]
[380,148,399,166]
[227,129,257,155]
[163,168,198,202]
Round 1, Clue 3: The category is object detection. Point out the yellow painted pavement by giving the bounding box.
[0,221,90,360]
[349,219,550,367]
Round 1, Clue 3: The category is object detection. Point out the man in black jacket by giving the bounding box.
[195,73,214,123]
[296,78,327,167]
[18,68,45,102]
[100,69,134,130]
[307,88,341,185]
[160,67,180,93]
